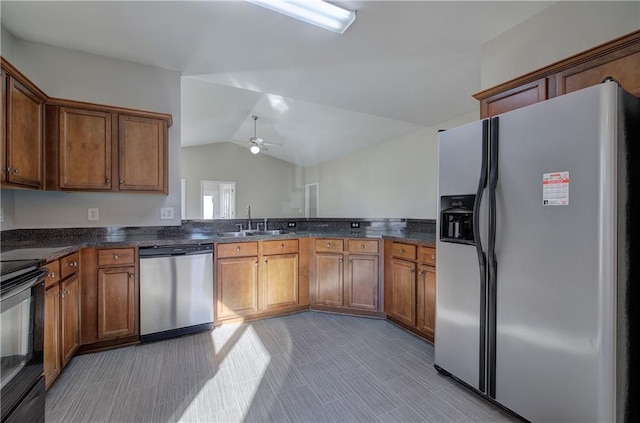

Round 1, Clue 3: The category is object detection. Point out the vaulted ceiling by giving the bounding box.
[1,1,554,166]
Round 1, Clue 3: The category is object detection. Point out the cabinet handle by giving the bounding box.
[113,254,119,260]
[74,262,79,267]
[339,259,343,263]
[236,246,241,252]
[106,178,111,183]
[119,179,124,184]
[280,244,284,249]
[264,259,268,264]
[326,243,331,248]
[431,255,435,260]
[5,166,12,173]
[348,259,352,264]
[129,273,134,279]
[60,292,65,298]
[12,168,18,174]
[361,244,365,249]
[49,272,56,278]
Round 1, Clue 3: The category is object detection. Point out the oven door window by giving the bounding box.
[0,288,34,390]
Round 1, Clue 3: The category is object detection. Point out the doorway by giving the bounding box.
[201,180,236,219]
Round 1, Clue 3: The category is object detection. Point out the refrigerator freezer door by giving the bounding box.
[436,120,488,392]
[493,83,618,422]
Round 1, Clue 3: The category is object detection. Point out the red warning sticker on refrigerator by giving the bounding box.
[542,171,569,206]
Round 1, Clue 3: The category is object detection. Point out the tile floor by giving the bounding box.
[45,312,521,422]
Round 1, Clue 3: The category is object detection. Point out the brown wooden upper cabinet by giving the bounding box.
[46,99,171,194]
[474,30,640,118]
[1,60,47,189]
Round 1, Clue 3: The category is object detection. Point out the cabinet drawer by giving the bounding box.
[44,260,60,288]
[418,246,436,266]
[60,252,79,278]
[217,242,259,258]
[263,239,299,255]
[98,248,135,267]
[348,239,379,254]
[391,243,416,260]
[315,239,344,252]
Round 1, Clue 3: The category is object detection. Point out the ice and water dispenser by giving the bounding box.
[440,195,475,245]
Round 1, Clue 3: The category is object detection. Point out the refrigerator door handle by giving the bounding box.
[487,116,499,398]
[473,119,490,392]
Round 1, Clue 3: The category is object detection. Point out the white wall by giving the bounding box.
[181,142,304,219]
[4,37,182,228]
[481,2,640,89]
[1,25,16,62]
[304,112,477,219]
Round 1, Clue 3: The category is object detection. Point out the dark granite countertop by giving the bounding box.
[0,230,435,262]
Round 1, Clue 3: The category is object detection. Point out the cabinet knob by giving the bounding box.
[264,259,268,264]
[49,272,56,278]
[400,249,405,253]
[431,255,435,260]
[410,268,415,273]
[119,179,124,184]
[12,168,18,174]
[236,246,241,252]
[280,244,284,249]
[74,262,79,267]
[348,259,352,264]
[5,166,12,173]
[129,273,134,279]
[361,244,365,249]
[326,243,330,248]
[106,178,111,184]
[418,271,425,276]
[60,292,65,298]
[255,261,258,266]
[339,259,344,263]
[113,254,119,260]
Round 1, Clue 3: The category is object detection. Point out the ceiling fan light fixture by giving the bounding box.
[247,0,356,34]
[250,144,261,154]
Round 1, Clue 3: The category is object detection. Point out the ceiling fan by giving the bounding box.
[247,115,282,154]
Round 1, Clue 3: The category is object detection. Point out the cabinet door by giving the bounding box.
[346,254,378,311]
[1,69,6,182]
[58,107,112,190]
[263,253,298,311]
[60,275,80,367]
[416,264,436,341]
[216,256,259,319]
[389,258,416,326]
[118,115,167,193]
[44,284,61,390]
[480,78,547,118]
[314,252,344,307]
[6,76,44,188]
[97,266,136,340]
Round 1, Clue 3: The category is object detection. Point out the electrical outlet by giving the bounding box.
[160,207,174,220]
[350,222,360,228]
[88,208,99,221]
[287,222,297,228]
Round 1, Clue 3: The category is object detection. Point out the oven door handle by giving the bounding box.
[1,269,46,301]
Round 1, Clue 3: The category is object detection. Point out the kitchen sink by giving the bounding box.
[216,230,293,238]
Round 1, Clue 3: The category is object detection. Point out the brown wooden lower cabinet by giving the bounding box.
[79,247,139,353]
[311,238,383,317]
[97,266,136,339]
[216,256,260,319]
[388,258,416,327]
[44,284,61,390]
[43,252,80,390]
[384,240,436,342]
[215,239,307,324]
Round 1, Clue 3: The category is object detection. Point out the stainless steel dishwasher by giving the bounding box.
[139,244,213,342]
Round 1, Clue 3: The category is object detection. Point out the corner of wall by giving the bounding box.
[1,25,16,61]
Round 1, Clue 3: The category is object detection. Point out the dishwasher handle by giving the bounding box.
[139,244,213,258]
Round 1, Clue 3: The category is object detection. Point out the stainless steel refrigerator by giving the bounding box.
[434,81,638,422]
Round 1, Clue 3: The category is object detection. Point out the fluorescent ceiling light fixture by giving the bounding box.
[248,0,356,34]
[250,145,261,154]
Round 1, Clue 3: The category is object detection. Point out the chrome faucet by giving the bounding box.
[246,205,252,231]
